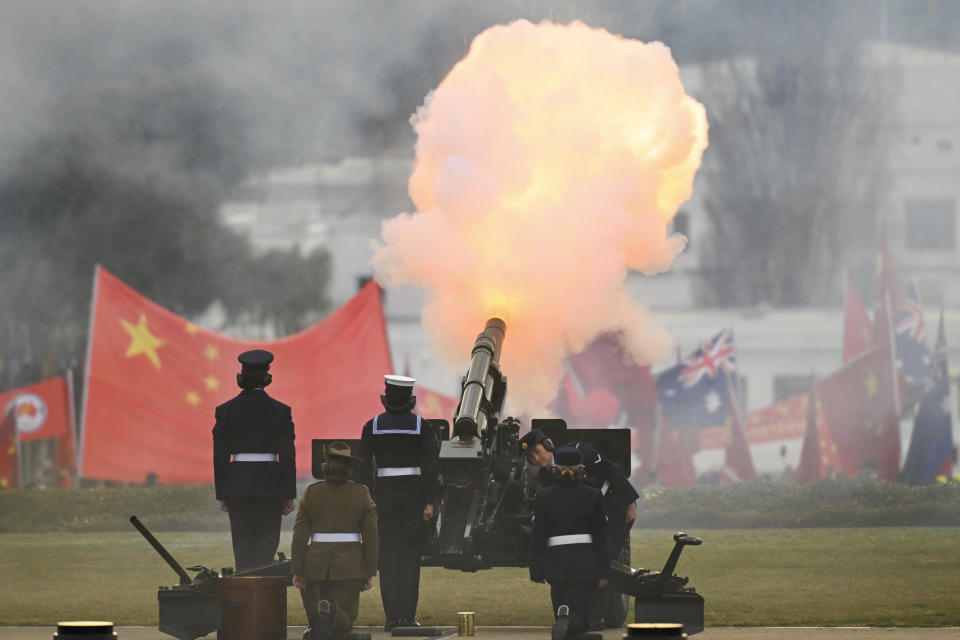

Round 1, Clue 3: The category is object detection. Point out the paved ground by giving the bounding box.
[6,626,960,640]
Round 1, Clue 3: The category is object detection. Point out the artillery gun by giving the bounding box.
[129,515,291,640]
[422,318,705,633]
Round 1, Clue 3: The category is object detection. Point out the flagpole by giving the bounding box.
[651,402,662,484]
[15,412,24,490]
[65,368,78,480]
[884,292,902,417]
[77,265,101,480]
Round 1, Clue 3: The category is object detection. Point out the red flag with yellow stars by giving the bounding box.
[816,345,900,482]
[80,267,392,483]
[415,387,458,422]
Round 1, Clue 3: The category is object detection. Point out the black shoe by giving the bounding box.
[587,617,605,632]
[316,600,336,640]
[397,619,421,628]
[383,620,400,632]
[552,605,571,640]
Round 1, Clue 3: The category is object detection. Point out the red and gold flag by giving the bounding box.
[80,267,392,483]
[0,375,76,486]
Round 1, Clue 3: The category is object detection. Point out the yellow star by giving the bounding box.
[203,375,219,391]
[6,444,14,455]
[863,371,878,399]
[203,345,219,362]
[185,391,201,406]
[185,322,200,336]
[120,314,166,369]
[0,477,7,488]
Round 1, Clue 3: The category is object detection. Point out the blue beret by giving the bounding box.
[518,429,547,455]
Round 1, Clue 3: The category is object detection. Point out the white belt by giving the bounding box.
[601,480,610,496]
[377,466,421,477]
[232,453,277,462]
[547,534,593,547]
[312,533,361,543]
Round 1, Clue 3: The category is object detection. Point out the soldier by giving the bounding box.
[357,374,438,631]
[518,429,639,628]
[292,441,378,640]
[213,349,296,570]
[529,445,609,640]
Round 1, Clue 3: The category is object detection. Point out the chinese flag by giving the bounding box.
[816,345,900,481]
[654,416,696,487]
[81,267,392,483]
[795,384,841,482]
[699,393,809,450]
[0,409,19,490]
[843,275,872,362]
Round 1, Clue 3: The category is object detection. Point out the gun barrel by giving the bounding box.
[454,318,506,441]
[130,515,192,585]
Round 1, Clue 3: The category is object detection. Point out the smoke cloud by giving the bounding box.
[372,20,708,413]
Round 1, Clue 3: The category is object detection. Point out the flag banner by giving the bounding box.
[80,267,392,483]
[843,275,872,362]
[902,310,954,485]
[0,376,72,443]
[0,409,19,489]
[894,280,929,407]
[655,328,736,430]
[653,416,696,487]
[816,345,900,481]
[722,382,757,482]
[699,393,809,449]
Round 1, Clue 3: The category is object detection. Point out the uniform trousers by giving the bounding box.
[226,497,283,571]
[301,578,365,635]
[590,503,634,624]
[549,580,596,638]
[374,478,424,622]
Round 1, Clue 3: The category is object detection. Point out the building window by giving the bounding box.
[773,375,811,404]
[904,199,955,250]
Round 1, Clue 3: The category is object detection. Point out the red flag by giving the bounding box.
[80,267,393,483]
[816,346,900,481]
[654,415,696,487]
[0,376,72,442]
[843,275,872,362]
[699,393,808,449]
[722,382,756,481]
[0,409,19,490]
[796,383,822,482]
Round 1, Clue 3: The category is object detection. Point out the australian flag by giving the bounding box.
[656,328,737,430]
[902,310,954,485]
[895,281,930,408]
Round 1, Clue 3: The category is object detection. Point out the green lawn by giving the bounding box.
[1,528,959,627]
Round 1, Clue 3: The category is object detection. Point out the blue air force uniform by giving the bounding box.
[530,446,609,639]
[357,375,438,629]
[213,349,296,570]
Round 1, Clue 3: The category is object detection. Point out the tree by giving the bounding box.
[691,2,895,307]
[0,68,331,390]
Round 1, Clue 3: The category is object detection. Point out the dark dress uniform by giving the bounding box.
[357,375,438,629]
[292,443,378,640]
[530,446,609,639]
[213,350,296,571]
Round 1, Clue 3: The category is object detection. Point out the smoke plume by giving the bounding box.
[372,20,708,413]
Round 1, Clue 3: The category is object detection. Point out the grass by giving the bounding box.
[1,528,959,627]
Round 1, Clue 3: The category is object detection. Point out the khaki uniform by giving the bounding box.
[292,479,379,634]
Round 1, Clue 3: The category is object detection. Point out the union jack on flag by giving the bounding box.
[895,280,930,405]
[656,328,738,430]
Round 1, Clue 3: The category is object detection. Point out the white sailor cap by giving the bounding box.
[384,374,416,388]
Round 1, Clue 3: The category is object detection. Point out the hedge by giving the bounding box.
[1,476,958,533]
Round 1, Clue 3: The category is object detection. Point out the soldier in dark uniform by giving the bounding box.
[292,441,378,640]
[518,429,639,629]
[213,349,296,570]
[357,375,438,631]
[529,445,609,640]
